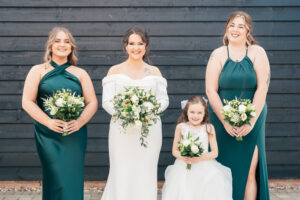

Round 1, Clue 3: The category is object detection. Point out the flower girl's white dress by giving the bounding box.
[101,74,169,200]
[162,123,233,200]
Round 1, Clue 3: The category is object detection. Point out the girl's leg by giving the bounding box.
[244,146,259,200]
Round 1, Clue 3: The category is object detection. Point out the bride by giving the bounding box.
[101,26,169,200]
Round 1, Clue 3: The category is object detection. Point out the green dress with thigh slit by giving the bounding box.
[208,46,269,200]
[35,61,87,200]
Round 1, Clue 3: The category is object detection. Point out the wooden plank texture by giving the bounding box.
[1,7,300,22]
[1,22,300,36]
[1,37,300,51]
[1,123,299,139]
[0,0,299,180]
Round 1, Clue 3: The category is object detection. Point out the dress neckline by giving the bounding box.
[50,61,70,68]
[226,45,251,64]
[183,122,205,130]
[106,73,166,81]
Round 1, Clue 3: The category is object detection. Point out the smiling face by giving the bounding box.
[51,31,72,60]
[187,103,205,126]
[125,33,146,61]
[226,16,248,45]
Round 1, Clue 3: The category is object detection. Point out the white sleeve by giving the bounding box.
[156,77,169,112]
[102,76,116,116]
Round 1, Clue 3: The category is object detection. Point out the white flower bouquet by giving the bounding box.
[112,87,161,147]
[178,132,204,170]
[221,97,256,141]
[42,88,85,136]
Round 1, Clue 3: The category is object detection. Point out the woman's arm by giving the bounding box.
[205,48,238,137]
[237,46,270,136]
[22,65,65,133]
[67,69,98,134]
[172,124,190,163]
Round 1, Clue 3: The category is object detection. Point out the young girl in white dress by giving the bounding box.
[162,96,232,200]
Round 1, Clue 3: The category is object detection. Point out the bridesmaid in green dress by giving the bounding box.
[22,27,98,200]
[206,12,270,200]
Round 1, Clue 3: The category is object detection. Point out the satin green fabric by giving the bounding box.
[208,47,270,200]
[35,61,87,200]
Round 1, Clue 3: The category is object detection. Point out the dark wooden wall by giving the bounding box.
[0,0,299,180]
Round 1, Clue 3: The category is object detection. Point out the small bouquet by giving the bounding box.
[112,87,161,147]
[42,88,85,136]
[221,97,256,141]
[178,132,204,170]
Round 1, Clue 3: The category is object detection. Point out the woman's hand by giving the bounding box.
[46,119,65,133]
[180,156,190,164]
[187,157,201,164]
[65,119,83,134]
[236,123,254,137]
[223,122,238,137]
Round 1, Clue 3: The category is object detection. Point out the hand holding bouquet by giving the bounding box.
[221,97,256,141]
[178,132,204,170]
[42,88,85,136]
[112,87,161,147]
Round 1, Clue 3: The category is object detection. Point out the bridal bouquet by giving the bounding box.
[221,97,256,141]
[112,87,161,147]
[178,132,204,170]
[42,88,85,136]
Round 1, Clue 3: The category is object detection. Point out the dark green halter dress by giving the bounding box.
[208,46,270,200]
[35,61,87,200]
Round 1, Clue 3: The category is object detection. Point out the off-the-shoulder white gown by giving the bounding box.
[101,74,169,200]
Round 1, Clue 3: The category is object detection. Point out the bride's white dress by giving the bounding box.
[162,123,233,200]
[101,74,169,200]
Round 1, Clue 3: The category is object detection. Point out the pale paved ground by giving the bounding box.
[0,180,299,200]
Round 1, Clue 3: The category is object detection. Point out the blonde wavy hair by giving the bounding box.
[223,11,258,46]
[44,27,78,65]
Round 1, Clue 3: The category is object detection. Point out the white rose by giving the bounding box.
[228,112,234,118]
[240,113,247,121]
[191,145,199,154]
[133,112,140,120]
[55,98,66,107]
[250,112,256,117]
[238,105,246,113]
[143,102,154,112]
[132,105,141,114]
[182,139,190,147]
[131,95,139,104]
[50,106,58,115]
[231,113,240,123]
[223,105,231,112]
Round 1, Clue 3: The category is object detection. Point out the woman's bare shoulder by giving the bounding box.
[145,64,162,77]
[107,63,124,76]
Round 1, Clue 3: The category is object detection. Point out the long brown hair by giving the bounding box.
[177,96,212,134]
[122,26,152,64]
[223,11,258,46]
[44,27,78,65]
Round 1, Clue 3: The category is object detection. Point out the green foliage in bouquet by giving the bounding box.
[112,87,161,147]
[178,132,204,170]
[42,88,85,136]
[221,97,256,141]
